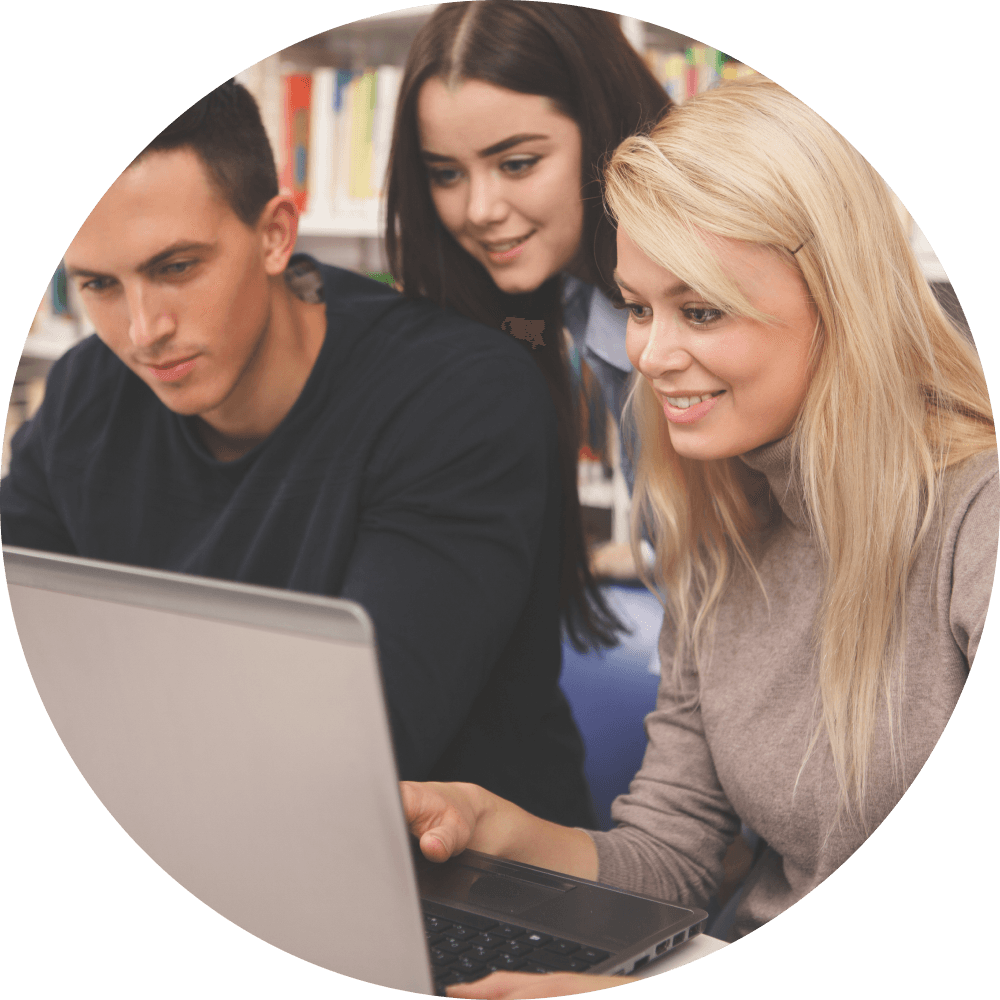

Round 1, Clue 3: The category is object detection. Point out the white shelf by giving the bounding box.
[298,205,382,238]
[21,316,85,362]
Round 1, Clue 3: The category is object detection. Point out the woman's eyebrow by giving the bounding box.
[477,133,548,157]
[420,133,549,163]
[613,270,691,298]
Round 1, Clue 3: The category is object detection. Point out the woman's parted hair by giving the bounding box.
[605,76,994,824]
[385,2,673,649]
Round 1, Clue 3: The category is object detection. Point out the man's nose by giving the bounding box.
[124,283,175,350]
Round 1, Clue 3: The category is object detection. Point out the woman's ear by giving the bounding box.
[257,193,300,275]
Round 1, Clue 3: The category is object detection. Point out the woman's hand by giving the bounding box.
[445,971,636,998]
[400,780,498,862]
[398,781,599,878]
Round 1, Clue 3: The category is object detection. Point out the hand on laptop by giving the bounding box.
[444,970,635,998]
[399,781,599,879]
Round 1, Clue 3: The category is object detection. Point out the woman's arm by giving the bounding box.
[401,781,598,879]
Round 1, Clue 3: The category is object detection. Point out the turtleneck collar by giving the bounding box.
[738,435,811,531]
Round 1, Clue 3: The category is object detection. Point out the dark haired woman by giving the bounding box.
[385,1,673,632]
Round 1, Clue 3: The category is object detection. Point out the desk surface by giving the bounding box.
[631,933,727,979]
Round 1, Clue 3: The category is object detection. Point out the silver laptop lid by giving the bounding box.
[4,546,433,994]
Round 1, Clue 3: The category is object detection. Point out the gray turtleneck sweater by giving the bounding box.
[588,438,997,938]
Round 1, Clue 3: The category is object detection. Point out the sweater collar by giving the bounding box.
[738,435,810,531]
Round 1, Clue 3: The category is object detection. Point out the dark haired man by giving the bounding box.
[0,82,595,828]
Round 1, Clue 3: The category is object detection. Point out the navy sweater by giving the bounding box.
[1,262,595,828]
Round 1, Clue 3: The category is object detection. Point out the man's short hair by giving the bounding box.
[140,80,279,226]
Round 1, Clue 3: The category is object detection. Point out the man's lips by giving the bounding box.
[146,356,198,383]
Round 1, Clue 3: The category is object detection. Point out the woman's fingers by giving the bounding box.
[445,971,632,999]
[399,781,475,861]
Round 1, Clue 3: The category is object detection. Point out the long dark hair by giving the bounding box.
[385,2,672,648]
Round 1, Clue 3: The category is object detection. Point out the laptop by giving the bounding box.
[4,546,707,993]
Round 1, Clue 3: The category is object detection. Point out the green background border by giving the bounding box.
[0,0,1000,1000]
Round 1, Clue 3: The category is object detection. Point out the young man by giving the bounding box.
[0,81,595,828]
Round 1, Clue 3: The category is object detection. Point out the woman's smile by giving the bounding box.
[617,228,818,460]
[418,78,584,295]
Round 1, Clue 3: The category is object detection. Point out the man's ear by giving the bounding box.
[257,193,300,276]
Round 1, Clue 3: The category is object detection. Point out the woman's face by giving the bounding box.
[417,77,585,295]
[616,228,817,461]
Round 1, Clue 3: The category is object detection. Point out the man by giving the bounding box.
[0,81,595,828]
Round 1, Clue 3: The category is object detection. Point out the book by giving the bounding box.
[281,73,312,212]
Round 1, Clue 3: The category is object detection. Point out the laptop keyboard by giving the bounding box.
[423,901,610,990]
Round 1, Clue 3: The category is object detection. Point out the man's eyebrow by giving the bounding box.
[613,270,690,298]
[66,241,215,280]
[421,133,549,163]
[136,241,215,274]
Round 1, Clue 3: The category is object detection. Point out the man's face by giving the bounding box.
[65,148,276,421]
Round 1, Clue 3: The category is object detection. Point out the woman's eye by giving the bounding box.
[625,302,652,321]
[501,156,540,176]
[428,166,463,187]
[683,306,724,326]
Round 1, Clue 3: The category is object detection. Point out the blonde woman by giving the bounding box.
[401,78,997,998]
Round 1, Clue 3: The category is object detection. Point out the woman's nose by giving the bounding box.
[634,317,693,380]
[466,169,509,228]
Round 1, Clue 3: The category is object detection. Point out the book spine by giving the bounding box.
[349,71,377,201]
[281,73,312,212]
[306,68,336,221]
[333,70,354,211]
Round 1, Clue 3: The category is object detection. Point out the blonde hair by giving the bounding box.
[605,77,994,825]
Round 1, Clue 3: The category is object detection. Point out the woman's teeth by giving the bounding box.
[666,391,723,409]
[487,236,528,252]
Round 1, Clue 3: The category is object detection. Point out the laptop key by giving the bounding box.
[531,954,592,973]
[466,945,499,962]
[445,925,479,941]
[426,931,446,946]
[577,947,611,964]
[486,954,527,972]
[424,915,452,934]
[455,956,486,973]
[421,903,497,932]
[469,932,506,949]
[430,949,457,968]
[544,938,581,956]
[438,937,472,955]
[436,970,471,986]
[522,962,559,975]
[516,932,552,947]
[497,940,534,958]
[492,922,525,938]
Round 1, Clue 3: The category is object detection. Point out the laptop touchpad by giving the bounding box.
[419,854,575,916]
[466,870,568,914]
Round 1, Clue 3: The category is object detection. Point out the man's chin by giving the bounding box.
[145,380,214,418]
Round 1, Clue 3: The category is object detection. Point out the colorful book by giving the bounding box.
[281,73,312,212]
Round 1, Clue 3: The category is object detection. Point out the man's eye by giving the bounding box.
[81,277,115,293]
[161,260,195,277]
[683,306,724,326]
